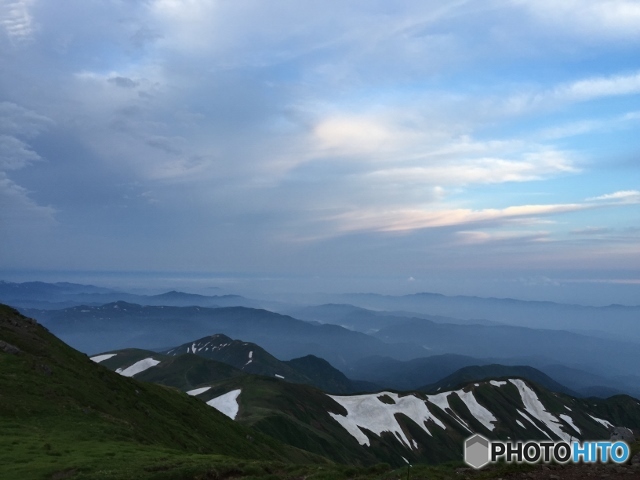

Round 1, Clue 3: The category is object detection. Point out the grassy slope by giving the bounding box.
[0,302,547,479]
[0,305,327,479]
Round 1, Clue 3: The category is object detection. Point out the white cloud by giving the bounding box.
[1,0,36,43]
[0,102,54,225]
[329,202,588,234]
[588,190,640,203]
[555,72,640,102]
[0,134,41,170]
[313,116,396,155]
[455,230,550,245]
[0,102,52,137]
[503,71,640,116]
[367,150,576,186]
[512,0,640,40]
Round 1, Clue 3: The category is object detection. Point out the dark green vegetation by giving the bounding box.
[0,304,325,479]
[420,364,578,396]
[103,334,377,394]
[94,331,640,468]
[2,302,640,480]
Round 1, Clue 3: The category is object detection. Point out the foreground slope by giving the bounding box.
[196,374,640,466]
[96,332,640,467]
[0,305,324,479]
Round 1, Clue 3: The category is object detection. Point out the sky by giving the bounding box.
[1,0,639,304]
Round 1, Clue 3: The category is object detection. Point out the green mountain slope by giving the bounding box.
[164,334,310,383]
[0,305,326,480]
[421,364,579,396]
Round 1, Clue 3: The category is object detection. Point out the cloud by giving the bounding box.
[322,188,636,236]
[108,76,139,89]
[455,230,550,245]
[0,102,52,137]
[512,0,640,40]
[0,172,56,225]
[588,190,640,203]
[1,0,36,43]
[328,202,587,234]
[0,102,55,224]
[0,134,41,170]
[570,227,612,236]
[367,150,577,186]
[555,72,640,102]
[503,71,640,116]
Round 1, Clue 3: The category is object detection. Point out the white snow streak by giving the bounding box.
[244,350,254,367]
[588,414,614,429]
[207,389,241,419]
[275,374,284,379]
[328,392,445,448]
[517,409,552,439]
[510,379,570,441]
[456,390,497,431]
[490,380,507,387]
[559,414,581,434]
[90,353,116,363]
[186,386,211,396]
[426,392,470,430]
[116,357,161,377]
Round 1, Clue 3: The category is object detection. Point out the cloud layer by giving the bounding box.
[0,0,638,299]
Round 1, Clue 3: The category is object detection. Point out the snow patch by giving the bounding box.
[90,353,117,363]
[516,419,525,428]
[244,350,254,367]
[455,390,497,431]
[564,405,572,411]
[559,414,581,434]
[275,374,284,379]
[510,379,570,441]
[588,414,614,429]
[116,357,161,377]
[490,380,506,387]
[207,389,241,419]
[426,392,470,431]
[186,386,211,396]
[328,392,445,449]
[517,409,552,439]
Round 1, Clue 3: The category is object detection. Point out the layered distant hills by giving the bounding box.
[2,298,639,479]
[3,280,639,398]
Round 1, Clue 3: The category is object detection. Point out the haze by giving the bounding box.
[1,1,639,306]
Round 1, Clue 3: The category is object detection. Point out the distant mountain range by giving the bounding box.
[327,291,640,342]
[25,302,428,367]
[0,280,260,310]
[3,302,640,476]
[5,280,640,399]
[89,328,640,466]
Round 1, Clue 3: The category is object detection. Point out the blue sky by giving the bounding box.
[1,0,639,304]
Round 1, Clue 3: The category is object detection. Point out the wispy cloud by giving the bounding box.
[0,0,36,43]
[514,0,640,39]
[588,190,640,203]
[323,188,637,236]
